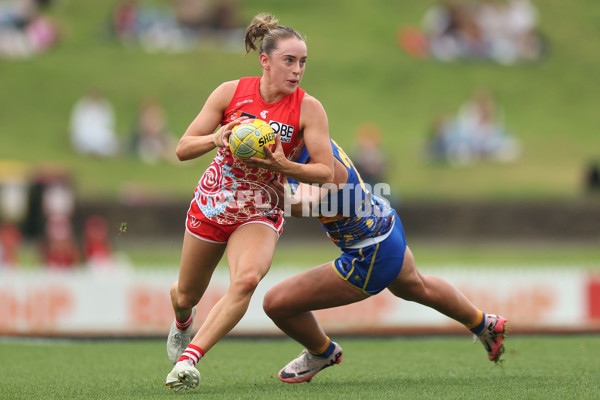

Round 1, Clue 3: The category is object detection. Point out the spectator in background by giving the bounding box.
[211,0,239,32]
[33,0,55,9]
[172,0,241,35]
[0,222,22,267]
[129,96,177,164]
[455,89,520,162]
[585,161,600,195]
[172,0,211,33]
[0,165,27,267]
[411,0,544,64]
[109,0,187,52]
[351,122,389,187]
[425,89,520,166]
[474,0,542,64]
[34,166,81,268]
[110,0,138,43]
[83,215,114,267]
[41,214,81,269]
[421,0,485,62]
[106,0,244,53]
[0,0,59,59]
[172,0,245,52]
[209,0,244,51]
[69,88,120,158]
[425,111,456,163]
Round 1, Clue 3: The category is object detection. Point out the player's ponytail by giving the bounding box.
[244,13,304,55]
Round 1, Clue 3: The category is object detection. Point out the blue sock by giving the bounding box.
[315,340,336,358]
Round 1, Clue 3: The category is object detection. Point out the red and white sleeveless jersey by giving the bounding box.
[194,77,306,225]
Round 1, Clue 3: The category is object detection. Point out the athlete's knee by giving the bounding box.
[262,288,288,319]
[400,278,427,301]
[230,269,263,295]
[262,289,277,318]
[171,282,200,310]
[176,292,200,310]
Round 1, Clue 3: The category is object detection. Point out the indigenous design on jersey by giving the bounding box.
[293,139,394,248]
[195,77,305,225]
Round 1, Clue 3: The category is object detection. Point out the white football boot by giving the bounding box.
[165,361,200,392]
[278,342,343,383]
[166,307,196,364]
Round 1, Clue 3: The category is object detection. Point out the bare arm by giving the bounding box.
[269,180,325,218]
[268,158,348,218]
[175,81,239,161]
[284,95,334,184]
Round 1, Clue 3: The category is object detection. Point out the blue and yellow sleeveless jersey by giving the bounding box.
[291,139,395,249]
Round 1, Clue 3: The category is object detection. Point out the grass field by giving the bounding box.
[2,336,600,399]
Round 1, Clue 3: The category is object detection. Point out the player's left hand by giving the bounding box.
[243,134,288,172]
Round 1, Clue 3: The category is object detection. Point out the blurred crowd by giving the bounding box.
[0,0,59,59]
[107,0,244,53]
[69,88,178,165]
[0,0,246,59]
[425,89,521,166]
[0,164,116,269]
[399,0,545,65]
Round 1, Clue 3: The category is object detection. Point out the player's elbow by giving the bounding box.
[315,166,335,185]
[175,144,187,161]
[324,169,335,184]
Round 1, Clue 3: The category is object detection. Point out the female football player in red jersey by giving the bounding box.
[165,13,334,391]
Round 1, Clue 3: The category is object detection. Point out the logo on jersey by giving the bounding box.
[335,259,351,274]
[260,110,269,119]
[235,99,253,107]
[268,120,294,143]
[228,110,256,121]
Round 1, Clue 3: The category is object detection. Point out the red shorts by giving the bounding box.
[185,199,285,243]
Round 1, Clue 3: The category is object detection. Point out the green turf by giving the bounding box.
[2,0,600,201]
[2,336,599,399]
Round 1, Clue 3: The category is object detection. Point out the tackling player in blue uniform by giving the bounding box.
[264,139,507,383]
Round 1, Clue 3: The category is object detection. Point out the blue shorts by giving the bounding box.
[332,215,407,295]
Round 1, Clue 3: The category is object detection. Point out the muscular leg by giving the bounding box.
[189,223,278,353]
[263,262,369,350]
[387,246,478,325]
[171,231,226,321]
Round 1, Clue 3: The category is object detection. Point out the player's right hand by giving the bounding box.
[214,117,248,148]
